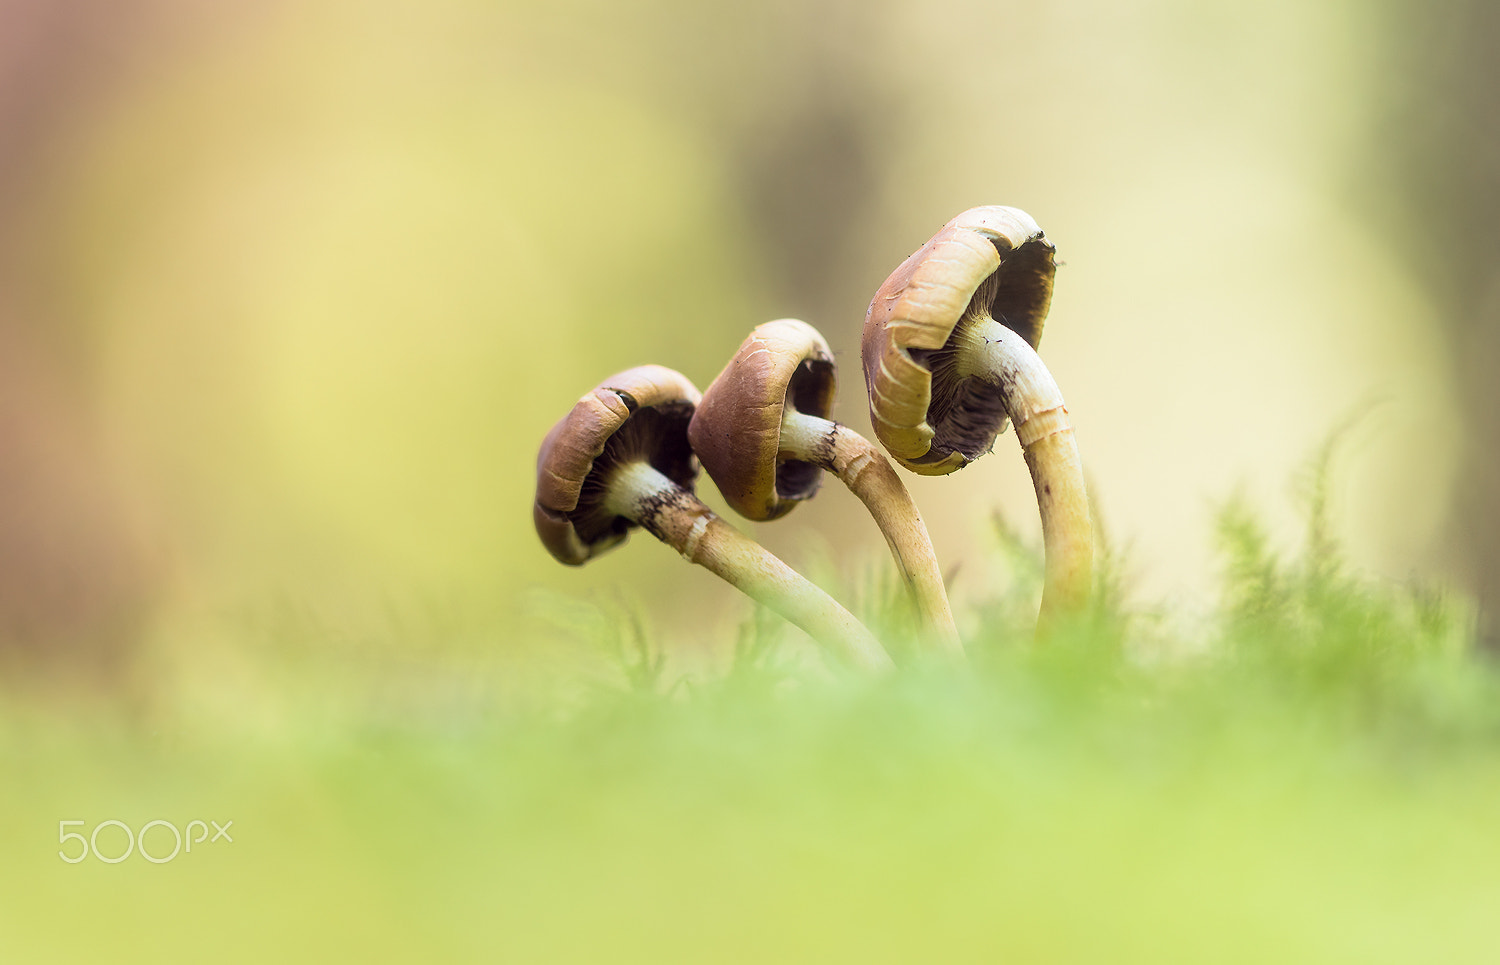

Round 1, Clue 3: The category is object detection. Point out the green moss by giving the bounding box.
[2,469,1497,964]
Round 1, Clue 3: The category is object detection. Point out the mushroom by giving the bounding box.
[862,206,1092,619]
[688,319,963,658]
[534,363,893,671]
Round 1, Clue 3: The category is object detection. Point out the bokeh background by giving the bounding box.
[1,0,1496,673]
[6,3,1500,962]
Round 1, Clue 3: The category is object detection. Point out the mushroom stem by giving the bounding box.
[779,410,963,657]
[605,460,894,671]
[956,318,1093,621]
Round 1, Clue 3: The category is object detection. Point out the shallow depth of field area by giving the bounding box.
[4,462,1498,963]
[4,1,1499,962]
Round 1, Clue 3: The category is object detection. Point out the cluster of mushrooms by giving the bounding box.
[533,206,1093,671]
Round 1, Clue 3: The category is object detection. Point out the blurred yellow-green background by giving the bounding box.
[1,0,1495,663]
[7,3,1500,962]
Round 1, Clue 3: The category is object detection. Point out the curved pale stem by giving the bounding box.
[957,318,1093,623]
[780,411,963,658]
[605,461,893,671]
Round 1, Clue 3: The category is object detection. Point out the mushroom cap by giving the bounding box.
[688,318,837,522]
[862,205,1056,475]
[534,364,701,565]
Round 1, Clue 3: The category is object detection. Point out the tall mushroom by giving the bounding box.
[534,363,892,671]
[688,319,963,658]
[862,206,1092,620]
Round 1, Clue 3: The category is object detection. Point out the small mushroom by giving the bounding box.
[862,206,1092,619]
[534,363,892,671]
[688,319,962,657]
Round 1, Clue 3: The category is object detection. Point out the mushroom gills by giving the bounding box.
[908,336,1012,466]
[572,402,696,545]
[774,357,835,501]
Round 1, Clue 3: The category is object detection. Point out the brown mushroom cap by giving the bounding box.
[862,206,1057,475]
[534,364,701,565]
[688,319,837,522]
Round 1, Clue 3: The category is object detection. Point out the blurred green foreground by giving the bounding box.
[2,501,1498,965]
[2,6,1497,959]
